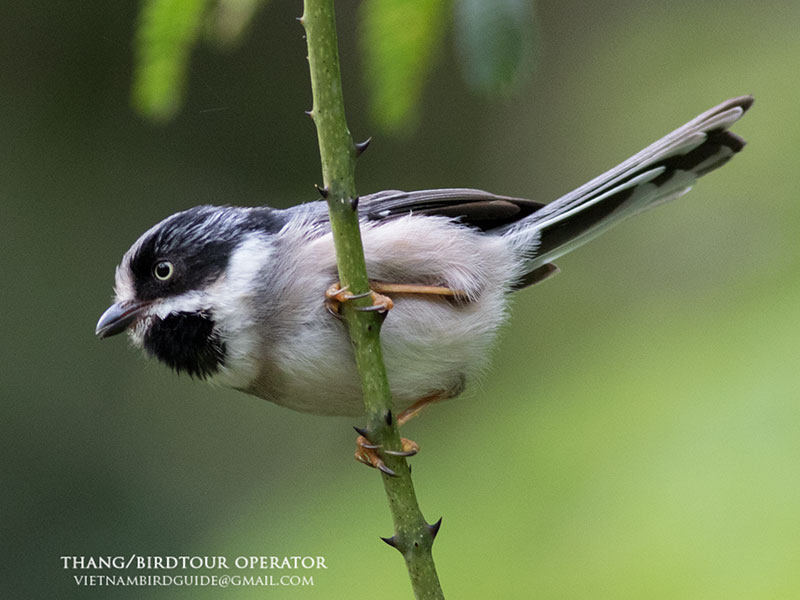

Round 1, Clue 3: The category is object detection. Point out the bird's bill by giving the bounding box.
[95,301,149,339]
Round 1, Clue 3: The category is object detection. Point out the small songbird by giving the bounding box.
[97,97,752,465]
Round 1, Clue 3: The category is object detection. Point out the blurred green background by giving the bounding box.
[2,1,799,598]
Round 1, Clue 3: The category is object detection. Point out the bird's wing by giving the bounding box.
[358,188,545,232]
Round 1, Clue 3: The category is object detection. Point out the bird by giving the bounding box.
[96,96,752,470]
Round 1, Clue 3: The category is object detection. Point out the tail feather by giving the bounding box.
[503,96,752,274]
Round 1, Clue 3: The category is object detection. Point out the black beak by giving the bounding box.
[95,301,149,339]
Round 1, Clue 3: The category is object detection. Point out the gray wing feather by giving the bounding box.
[359,188,545,231]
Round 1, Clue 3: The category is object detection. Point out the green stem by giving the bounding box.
[301,1,444,598]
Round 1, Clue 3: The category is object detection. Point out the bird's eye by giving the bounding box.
[154,260,174,281]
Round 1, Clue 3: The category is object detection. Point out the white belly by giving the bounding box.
[227,214,527,416]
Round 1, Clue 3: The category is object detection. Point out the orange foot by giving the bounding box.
[352,394,445,476]
[325,282,394,317]
[354,429,419,477]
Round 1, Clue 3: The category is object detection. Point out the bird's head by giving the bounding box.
[96,205,285,384]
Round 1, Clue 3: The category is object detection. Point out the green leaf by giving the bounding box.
[206,0,268,49]
[454,0,539,94]
[359,0,451,133]
[133,0,210,122]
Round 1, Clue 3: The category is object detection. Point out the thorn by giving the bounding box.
[353,426,368,437]
[295,16,304,23]
[428,517,443,540]
[380,535,398,548]
[314,184,329,199]
[385,410,393,426]
[304,110,314,119]
[354,137,372,156]
[350,196,360,210]
[408,464,412,474]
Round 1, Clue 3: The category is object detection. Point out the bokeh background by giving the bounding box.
[3,1,799,598]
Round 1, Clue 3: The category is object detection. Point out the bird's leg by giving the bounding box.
[370,281,468,300]
[353,393,446,476]
[395,394,446,426]
[325,281,468,318]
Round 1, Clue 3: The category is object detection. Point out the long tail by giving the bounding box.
[503,96,753,276]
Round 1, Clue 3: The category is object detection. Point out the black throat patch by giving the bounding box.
[143,311,226,379]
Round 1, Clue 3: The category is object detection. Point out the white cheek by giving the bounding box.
[151,291,207,318]
[206,234,274,389]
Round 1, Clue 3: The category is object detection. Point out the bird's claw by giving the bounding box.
[353,300,393,312]
[384,446,419,457]
[354,433,419,476]
[325,283,394,315]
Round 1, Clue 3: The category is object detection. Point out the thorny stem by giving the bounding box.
[300,1,444,598]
